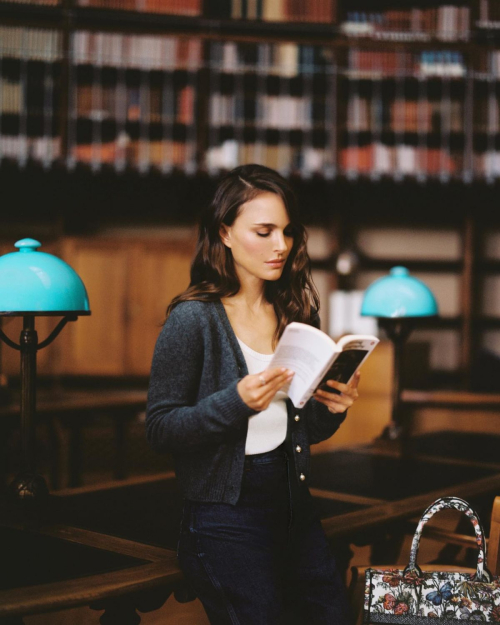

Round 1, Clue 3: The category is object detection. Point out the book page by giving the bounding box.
[268,322,338,407]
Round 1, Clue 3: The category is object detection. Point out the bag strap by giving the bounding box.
[405,496,491,581]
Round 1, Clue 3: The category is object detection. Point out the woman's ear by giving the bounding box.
[219,225,232,248]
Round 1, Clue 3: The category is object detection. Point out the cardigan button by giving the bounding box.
[294,415,300,422]
[295,445,302,453]
[299,473,306,482]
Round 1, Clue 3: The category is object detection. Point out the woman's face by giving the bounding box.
[220,191,294,284]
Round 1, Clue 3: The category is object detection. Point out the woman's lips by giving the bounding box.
[266,259,285,268]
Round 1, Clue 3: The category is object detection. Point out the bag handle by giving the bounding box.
[404,496,491,582]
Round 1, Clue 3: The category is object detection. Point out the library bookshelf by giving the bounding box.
[1,0,500,390]
[2,0,500,180]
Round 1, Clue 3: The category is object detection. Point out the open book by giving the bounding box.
[268,322,379,408]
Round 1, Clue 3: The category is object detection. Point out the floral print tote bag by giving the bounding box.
[363,496,500,624]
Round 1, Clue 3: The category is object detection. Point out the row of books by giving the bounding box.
[75,84,195,124]
[77,0,201,14]
[14,85,492,138]
[0,134,331,176]
[0,0,59,4]
[341,6,470,41]
[3,0,488,41]
[209,94,324,130]
[0,27,62,61]
[69,137,196,171]
[3,0,332,20]
[0,0,202,12]
[73,36,329,75]
[210,42,329,76]
[72,32,202,69]
[4,134,500,180]
[205,140,330,174]
[346,50,466,78]
[346,97,464,134]
[67,139,500,180]
[2,27,497,82]
[337,149,500,179]
[70,139,331,175]
[205,0,333,23]
[4,0,500,38]
[73,35,329,77]
[74,88,328,130]
[0,27,487,82]
[0,135,60,164]
[340,144,460,176]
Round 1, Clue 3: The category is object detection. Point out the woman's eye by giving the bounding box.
[256,229,293,238]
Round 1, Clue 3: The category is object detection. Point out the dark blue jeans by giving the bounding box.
[177,446,350,625]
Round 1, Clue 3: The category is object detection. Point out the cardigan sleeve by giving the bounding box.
[303,309,347,445]
[146,304,256,454]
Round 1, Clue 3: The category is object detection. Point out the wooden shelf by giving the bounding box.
[402,389,500,408]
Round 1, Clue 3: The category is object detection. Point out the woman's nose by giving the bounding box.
[273,232,289,253]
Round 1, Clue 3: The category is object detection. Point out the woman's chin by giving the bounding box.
[264,272,285,282]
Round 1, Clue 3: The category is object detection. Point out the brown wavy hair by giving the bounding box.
[167,164,320,348]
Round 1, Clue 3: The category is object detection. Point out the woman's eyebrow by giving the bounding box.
[253,222,291,228]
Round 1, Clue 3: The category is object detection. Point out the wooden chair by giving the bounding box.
[348,496,500,625]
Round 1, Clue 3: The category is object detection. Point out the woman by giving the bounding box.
[146,164,359,625]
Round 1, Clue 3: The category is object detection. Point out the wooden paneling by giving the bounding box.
[128,240,194,375]
[57,236,194,376]
[60,239,129,375]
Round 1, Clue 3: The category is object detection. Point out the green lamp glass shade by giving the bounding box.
[0,239,90,314]
[361,266,438,318]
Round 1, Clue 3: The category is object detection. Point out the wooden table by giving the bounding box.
[2,429,500,624]
[0,389,148,489]
[0,389,148,417]
[401,389,500,409]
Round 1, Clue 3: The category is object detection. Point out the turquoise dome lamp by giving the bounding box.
[361,266,438,440]
[0,239,90,502]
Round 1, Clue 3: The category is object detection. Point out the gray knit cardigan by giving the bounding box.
[146,299,346,504]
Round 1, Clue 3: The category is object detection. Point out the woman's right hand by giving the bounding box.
[237,367,294,411]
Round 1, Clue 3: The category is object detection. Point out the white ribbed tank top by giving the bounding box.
[237,337,288,455]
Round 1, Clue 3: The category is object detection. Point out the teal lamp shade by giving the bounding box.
[361,266,438,318]
[0,239,90,314]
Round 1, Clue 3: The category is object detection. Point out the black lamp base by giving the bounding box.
[9,473,49,502]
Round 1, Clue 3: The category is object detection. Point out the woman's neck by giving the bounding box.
[222,292,271,316]
[225,275,268,313]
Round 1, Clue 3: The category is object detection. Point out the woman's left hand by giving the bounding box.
[313,371,360,414]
